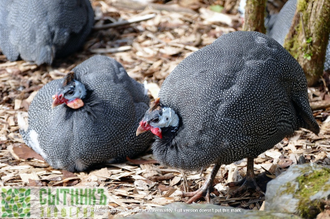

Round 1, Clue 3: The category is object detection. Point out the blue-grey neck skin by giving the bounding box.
[67,80,87,102]
[58,80,87,102]
[148,107,180,130]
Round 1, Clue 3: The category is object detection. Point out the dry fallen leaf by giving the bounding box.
[12,144,45,161]
[62,169,77,179]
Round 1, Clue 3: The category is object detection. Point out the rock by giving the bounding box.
[265,163,330,218]
[124,202,300,219]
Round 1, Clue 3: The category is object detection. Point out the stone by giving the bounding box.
[265,163,330,218]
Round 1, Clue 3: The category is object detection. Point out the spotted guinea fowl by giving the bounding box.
[136,31,319,203]
[267,0,330,70]
[0,0,94,65]
[19,55,153,172]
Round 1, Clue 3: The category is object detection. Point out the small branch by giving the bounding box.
[113,1,197,14]
[90,46,132,54]
[93,14,156,30]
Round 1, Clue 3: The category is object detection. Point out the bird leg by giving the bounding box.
[227,157,263,196]
[181,170,189,193]
[183,163,221,204]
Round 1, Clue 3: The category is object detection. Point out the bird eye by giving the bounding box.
[152,118,159,123]
[66,90,74,95]
[166,117,169,121]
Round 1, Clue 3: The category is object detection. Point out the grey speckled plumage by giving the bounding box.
[0,0,94,65]
[151,31,319,171]
[267,0,330,70]
[20,55,153,172]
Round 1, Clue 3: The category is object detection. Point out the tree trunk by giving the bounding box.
[284,0,330,86]
[243,0,267,33]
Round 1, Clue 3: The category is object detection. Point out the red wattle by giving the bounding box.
[138,121,162,138]
[150,127,162,139]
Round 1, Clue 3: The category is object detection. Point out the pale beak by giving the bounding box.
[52,95,62,108]
[136,124,147,136]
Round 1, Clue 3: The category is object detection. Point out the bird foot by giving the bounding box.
[183,184,212,203]
[182,163,221,204]
[227,177,264,196]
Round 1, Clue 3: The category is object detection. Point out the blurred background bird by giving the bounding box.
[0,0,94,65]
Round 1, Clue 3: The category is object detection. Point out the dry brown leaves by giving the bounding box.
[0,0,329,218]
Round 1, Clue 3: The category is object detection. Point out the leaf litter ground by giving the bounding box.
[0,0,329,218]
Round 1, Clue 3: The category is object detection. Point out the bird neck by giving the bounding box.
[160,123,179,142]
[73,80,87,100]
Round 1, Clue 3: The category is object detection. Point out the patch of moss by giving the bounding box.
[243,0,266,33]
[284,0,330,84]
[297,0,308,12]
[281,166,330,219]
[299,0,330,78]
[303,53,312,60]
[283,22,303,60]
[209,5,223,13]
[280,181,297,196]
[296,168,330,218]
[311,1,330,43]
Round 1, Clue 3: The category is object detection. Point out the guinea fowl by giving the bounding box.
[19,55,153,172]
[267,0,330,70]
[136,31,319,203]
[0,0,94,65]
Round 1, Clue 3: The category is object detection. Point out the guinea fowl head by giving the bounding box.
[52,72,86,109]
[136,98,179,139]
